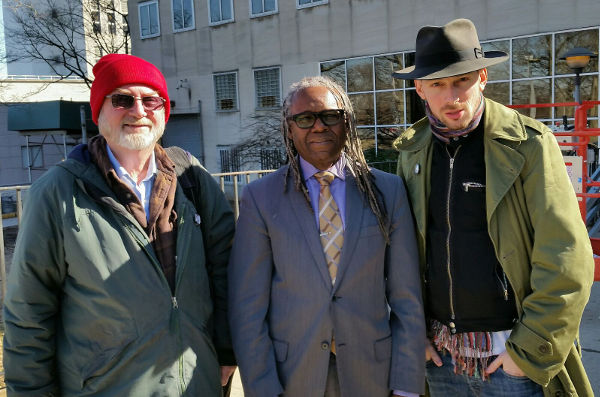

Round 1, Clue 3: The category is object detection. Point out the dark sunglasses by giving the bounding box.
[105,94,166,111]
[287,109,345,129]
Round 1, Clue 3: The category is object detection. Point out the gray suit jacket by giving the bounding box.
[228,165,425,397]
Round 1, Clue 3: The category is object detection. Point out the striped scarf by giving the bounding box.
[431,319,495,380]
[426,94,485,143]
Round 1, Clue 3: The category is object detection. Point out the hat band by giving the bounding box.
[417,48,484,68]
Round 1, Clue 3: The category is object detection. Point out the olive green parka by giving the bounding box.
[394,98,594,396]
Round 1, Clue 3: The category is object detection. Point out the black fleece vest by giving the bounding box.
[426,122,518,333]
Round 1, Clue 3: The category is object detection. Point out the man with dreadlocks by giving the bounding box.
[393,18,594,396]
[228,76,425,397]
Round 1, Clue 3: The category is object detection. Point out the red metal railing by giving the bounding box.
[509,100,600,280]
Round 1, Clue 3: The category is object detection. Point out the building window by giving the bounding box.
[218,146,241,181]
[21,145,43,169]
[297,0,328,9]
[214,72,239,112]
[172,0,195,32]
[250,0,277,17]
[139,0,160,39]
[209,0,234,26]
[260,147,284,170]
[320,27,600,152]
[91,10,101,33]
[254,67,281,110]
[107,12,117,34]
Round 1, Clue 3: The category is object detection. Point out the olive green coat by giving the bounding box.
[394,98,595,396]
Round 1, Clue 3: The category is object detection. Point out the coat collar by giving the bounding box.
[393,97,529,224]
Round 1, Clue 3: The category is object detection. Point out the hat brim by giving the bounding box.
[392,51,508,80]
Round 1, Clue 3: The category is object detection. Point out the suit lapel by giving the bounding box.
[333,171,364,292]
[287,172,334,288]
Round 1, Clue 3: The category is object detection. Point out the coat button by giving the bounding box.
[538,344,550,354]
[414,163,420,175]
[321,342,329,350]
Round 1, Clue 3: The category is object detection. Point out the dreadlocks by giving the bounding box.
[281,76,390,244]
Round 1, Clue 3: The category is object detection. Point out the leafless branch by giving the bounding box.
[3,0,130,88]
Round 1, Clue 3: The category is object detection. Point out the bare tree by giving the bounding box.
[3,0,129,87]
[234,111,287,169]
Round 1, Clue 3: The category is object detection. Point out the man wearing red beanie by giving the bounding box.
[3,53,237,396]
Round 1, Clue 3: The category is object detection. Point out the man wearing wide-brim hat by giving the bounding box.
[393,18,594,396]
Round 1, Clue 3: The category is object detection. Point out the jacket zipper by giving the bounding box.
[445,146,460,334]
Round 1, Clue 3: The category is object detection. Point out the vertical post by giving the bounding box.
[575,103,590,221]
[574,71,582,104]
[0,194,6,310]
[80,105,87,144]
[197,100,205,164]
[232,174,239,219]
[16,189,23,225]
[26,135,32,183]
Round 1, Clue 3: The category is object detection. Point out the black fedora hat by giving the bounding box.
[393,18,508,80]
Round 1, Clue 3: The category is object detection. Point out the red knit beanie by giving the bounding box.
[90,54,170,124]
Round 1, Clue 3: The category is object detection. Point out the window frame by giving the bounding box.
[296,0,328,10]
[91,9,102,34]
[21,145,43,169]
[260,147,284,170]
[208,0,235,26]
[107,11,117,35]
[138,0,161,39]
[318,26,600,153]
[217,145,241,182]
[249,0,278,18]
[253,66,282,110]
[171,0,196,33]
[214,71,239,112]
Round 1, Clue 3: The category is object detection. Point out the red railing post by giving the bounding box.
[575,103,590,220]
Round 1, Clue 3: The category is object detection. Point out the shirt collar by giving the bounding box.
[299,154,346,183]
[106,143,157,184]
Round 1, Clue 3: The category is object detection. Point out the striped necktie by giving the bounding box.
[314,171,344,285]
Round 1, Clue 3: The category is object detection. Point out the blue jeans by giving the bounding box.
[426,353,544,397]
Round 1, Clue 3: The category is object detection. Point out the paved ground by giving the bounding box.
[580,281,600,395]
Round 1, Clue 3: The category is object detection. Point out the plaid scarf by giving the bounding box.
[426,94,485,143]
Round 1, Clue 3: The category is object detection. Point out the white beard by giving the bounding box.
[114,126,164,150]
[99,113,165,151]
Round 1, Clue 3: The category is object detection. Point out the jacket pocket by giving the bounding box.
[273,339,288,362]
[80,334,137,387]
[374,334,392,362]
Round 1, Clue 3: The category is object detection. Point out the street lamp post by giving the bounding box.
[559,47,597,104]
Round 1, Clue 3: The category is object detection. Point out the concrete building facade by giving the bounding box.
[128,0,600,174]
[0,0,128,187]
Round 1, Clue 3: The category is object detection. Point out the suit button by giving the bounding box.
[332,295,339,301]
[321,342,329,350]
[539,344,550,354]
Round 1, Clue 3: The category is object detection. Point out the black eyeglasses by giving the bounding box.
[287,109,345,129]
[105,94,166,111]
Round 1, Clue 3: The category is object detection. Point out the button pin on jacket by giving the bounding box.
[194,214,202,225]
[414,163,420,175]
